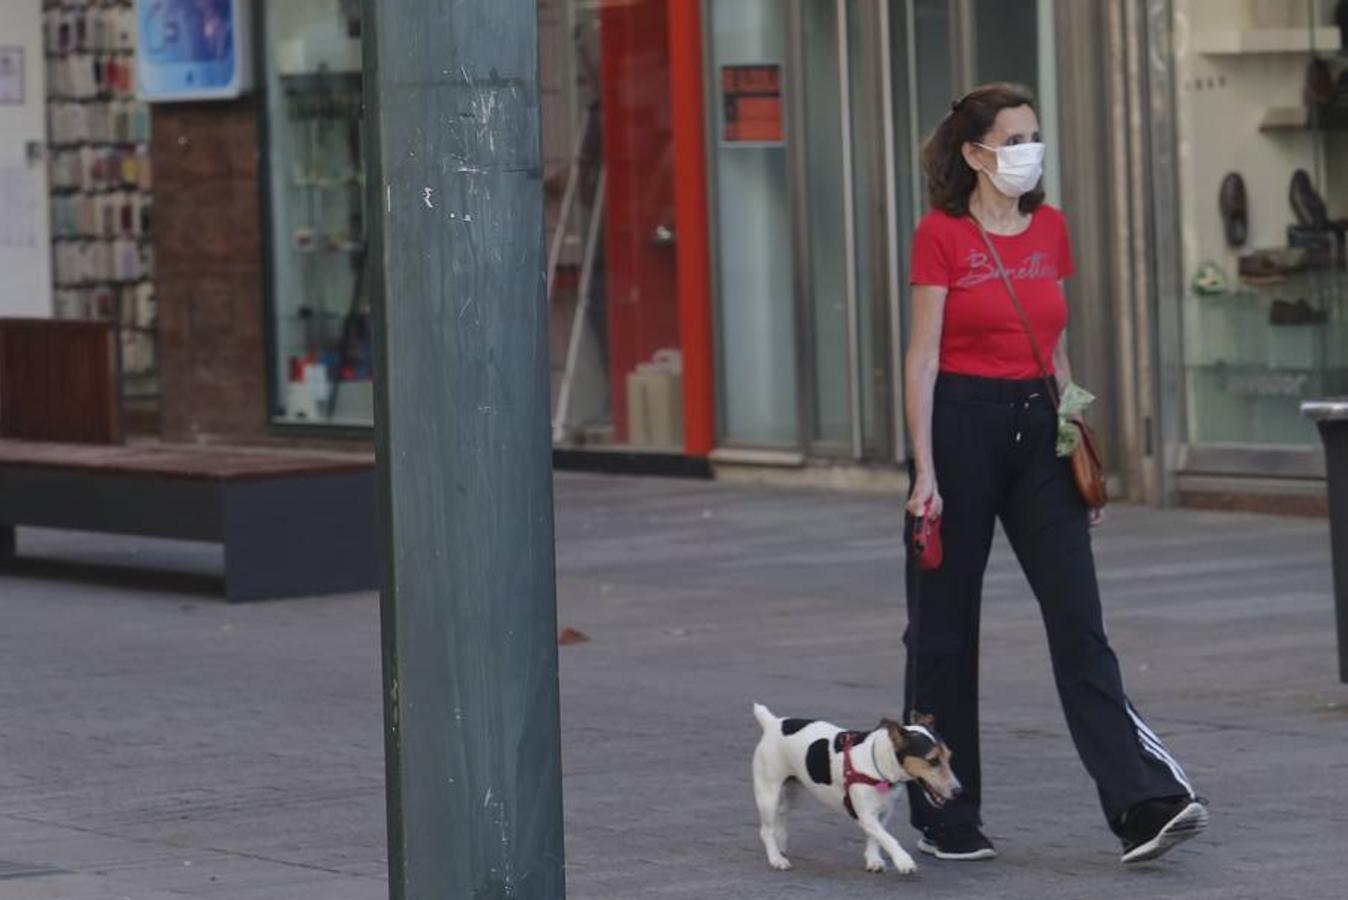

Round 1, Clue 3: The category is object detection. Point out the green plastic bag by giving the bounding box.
[1056,382,1095,458]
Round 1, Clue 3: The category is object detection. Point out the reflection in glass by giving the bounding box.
[802,0,850,447]
[710,0,799,446]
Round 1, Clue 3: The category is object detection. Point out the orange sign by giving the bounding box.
[721,64,782,143]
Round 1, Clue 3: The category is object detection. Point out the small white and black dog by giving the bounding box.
[751,703,961,875]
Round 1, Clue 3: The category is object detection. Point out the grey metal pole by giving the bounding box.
[1304,401,1348,684]
[1326,420,1348,683]
[362,1,567,897]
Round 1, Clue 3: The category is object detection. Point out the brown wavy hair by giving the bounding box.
[922,83,1044,216]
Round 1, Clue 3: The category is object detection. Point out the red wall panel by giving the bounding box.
[598,0,680,444]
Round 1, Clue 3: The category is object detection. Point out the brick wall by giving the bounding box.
[152,100,269,444]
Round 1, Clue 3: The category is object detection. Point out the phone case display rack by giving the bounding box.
[44,0,157,401]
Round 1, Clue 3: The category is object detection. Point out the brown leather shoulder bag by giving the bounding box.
[971,218,1108,509]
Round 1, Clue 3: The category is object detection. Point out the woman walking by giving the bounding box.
[902,83,1206,864]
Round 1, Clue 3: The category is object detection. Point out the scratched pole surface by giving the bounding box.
[362,0,566,897]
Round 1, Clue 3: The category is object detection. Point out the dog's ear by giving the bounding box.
[909,711,936,730]
[882,719,907,751]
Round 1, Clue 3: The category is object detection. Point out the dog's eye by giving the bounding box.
[925,756,940,766]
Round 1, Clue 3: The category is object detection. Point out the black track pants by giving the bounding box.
[903,373,1194,834]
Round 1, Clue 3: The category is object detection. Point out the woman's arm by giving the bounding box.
[1051,327,1073,394]
[1052,279,1074,391]
[904,284,947,517]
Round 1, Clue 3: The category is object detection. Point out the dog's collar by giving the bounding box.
[870,738,903,784]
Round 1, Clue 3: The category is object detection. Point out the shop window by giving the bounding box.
[262,0,368,426]
[1175,0,1348,446]
[545,0,685,451]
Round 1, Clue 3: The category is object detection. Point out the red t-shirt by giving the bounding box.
[909,205,1074,379]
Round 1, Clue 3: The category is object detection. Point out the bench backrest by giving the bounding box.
[0,319,122,444]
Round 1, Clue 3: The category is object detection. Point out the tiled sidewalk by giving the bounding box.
[0,474,1342,899]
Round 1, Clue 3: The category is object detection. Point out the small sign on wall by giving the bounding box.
[0,47,23,104]
[721,64,783,144]
[135,0,253,101]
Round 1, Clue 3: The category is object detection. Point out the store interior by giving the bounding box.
[1176,0,1348,447]
[262,0,368,427]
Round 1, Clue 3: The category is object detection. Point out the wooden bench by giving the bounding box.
[0,319,379,601]
[0,441,379,601]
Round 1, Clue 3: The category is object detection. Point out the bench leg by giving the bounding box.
[221,475,379,602]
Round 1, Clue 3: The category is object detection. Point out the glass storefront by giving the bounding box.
[802,0,850,449]
[1173,0,1348,449]
[702,0,1055,460]
[707,0,797,448]
[261,0,368,426]
[545,0,687,452]
[251,0,1064,468]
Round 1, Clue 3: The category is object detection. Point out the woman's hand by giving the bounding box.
[906,469,944,519]
[1089,507,1105,527]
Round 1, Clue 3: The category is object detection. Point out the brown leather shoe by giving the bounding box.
[1218,172,1247,247]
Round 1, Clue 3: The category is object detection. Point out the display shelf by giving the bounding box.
[54,277,152,288]
[46,49,134,59]
[48,140,148,150]
[292,246,364,256]
[1259,106,1348,132]
[289,177,364,190]
[50,185,147,196]
[52,234,152,242]
[48,94,140,103]
[1193,26,1342,55]
[1260,107,1311,131]
[1184,289,1348,372]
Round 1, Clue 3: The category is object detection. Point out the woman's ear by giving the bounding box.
[960,141,984,175]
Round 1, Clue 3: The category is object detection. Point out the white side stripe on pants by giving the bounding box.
[1126,702,1195,797]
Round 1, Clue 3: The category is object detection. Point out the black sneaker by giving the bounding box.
[1119,795,1208,864]
[917,822,997,861]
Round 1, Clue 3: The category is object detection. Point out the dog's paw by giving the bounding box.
[865,858,886,874]
[767,854,792,872]
[893,855,917,876]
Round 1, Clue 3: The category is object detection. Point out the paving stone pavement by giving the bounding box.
[0,473,1345,899]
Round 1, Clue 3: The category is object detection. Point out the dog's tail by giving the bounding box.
[752,703,778,732]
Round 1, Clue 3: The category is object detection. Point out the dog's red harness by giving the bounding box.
[841,732,891,819]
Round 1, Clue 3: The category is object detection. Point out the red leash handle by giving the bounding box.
[912,499,943,571]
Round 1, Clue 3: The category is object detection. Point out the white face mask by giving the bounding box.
[975,141,1045,198]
